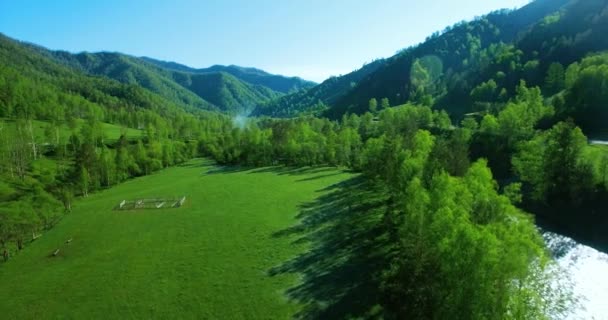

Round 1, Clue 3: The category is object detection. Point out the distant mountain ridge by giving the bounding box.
[141,58,316,94]
[2,35,316,114]
[2,0,606,119]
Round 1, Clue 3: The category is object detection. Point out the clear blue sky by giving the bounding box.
[0,0,529,82]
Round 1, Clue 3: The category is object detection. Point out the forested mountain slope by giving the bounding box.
[44,49,283,113]
[142,58,316,94]
[251,59,385,117]
[46,50,218,111]
[329,0,591,117]
[253,0,607,122]
[0,33,212,126]
[1,34,311,114]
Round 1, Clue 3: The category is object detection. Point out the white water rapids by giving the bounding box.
[543,231,608,319]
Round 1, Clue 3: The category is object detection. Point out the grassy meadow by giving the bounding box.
[0,159,356,319]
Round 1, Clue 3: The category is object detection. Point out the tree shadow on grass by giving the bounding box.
[269,176,393,319]
[204,165,252,174]
[250,166,340,177]
[204,163,346,178]
[178,158,216,168]
[295,172,345,182]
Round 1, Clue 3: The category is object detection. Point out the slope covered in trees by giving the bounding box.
[142,58,316,94]
[253,0,608,124]
[251,59,386,117]
[333,0,608,120]
[0,34,311,114]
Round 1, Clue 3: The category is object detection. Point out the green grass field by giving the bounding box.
[0,159,354,319]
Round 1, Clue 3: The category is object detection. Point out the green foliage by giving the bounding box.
[380,97,390,110]
[144,59,316,94]
[368,98,378,113]
[496,81,553,145]
[3,3,603,317]
[513,121,594,203]
[561,53,608,133]
[0,34,311,114]
[194,104,575,318]
[382,161,567,319]
[252,59,386,117]
[251,0,607,121]
[545,62,565,94]
[470,79,499,111]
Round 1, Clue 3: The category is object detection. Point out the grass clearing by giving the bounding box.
[0,159,353,319]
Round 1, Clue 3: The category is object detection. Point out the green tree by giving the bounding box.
[545,62,565,94]
[497,81,553,146]
[368,98,378,114]
[380,98,390,111]
[513,121,594,203]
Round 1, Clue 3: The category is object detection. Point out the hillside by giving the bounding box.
[0,32,212,124]
[42,48,284,113]
[251,59,385,117]
[252,0,608,120]
[47,50,217,111]
[331,0,607,118]
[1,34,314,113]
[142,58,316,94]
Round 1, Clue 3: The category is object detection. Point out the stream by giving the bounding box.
[543,231,608,319]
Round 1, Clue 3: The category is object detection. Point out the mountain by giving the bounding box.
[0,32,210,125]
[46,50,218,111]
[141,58,316,94]
[173,71,281,113]
[254,0,608,120]
[251,59,386,117]
[45,50,284,113]
[3,35,314,114]
[331,0,608,118]
[3,0,606,120]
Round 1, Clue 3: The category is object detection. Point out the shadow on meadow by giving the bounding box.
[269,176,393,319]
[204,163,348,178]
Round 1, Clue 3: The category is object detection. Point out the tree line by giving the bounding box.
[197,84,598,317]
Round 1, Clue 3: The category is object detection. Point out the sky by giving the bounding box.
[0,0,530,82]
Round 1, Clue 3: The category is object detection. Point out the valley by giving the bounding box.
[0,159,352,318]
[2,0,608,318]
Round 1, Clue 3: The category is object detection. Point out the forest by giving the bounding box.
[2,0,608,318]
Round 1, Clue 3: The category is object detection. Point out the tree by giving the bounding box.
[545,62,565,95]
[59,187,73,212]
[99,146,116,187]
[368,98,378,114]
[564,55,608,133]
[3,121,32,179]
[77,166,90,197]
[380,98,390,111]
[382,160,571,319]
[470,79,498,111]
[133,140,150,175]
[564,62,580,89]
[497,81,553,146]
[513,121,594,203]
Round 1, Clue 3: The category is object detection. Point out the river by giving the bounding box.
[543,231,608,319]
